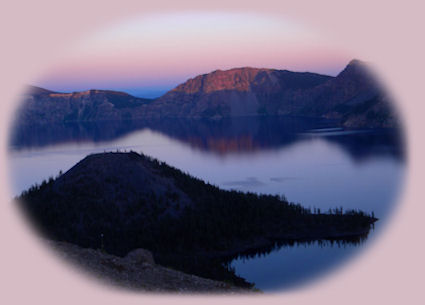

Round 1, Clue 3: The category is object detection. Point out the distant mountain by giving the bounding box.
[153,60,397,127]
[19,152,376,286]
[151,67,332,118]
[15,60,398,128]
[16,87,153,124]
[303,60,398,128]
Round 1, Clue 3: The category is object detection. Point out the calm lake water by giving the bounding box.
[8,117,405,291]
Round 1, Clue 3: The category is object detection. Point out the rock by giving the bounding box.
[16,60,397,128]
[46,240,252,293]
[124,248,155,265]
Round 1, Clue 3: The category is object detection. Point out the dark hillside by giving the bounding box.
[18,152,377,286]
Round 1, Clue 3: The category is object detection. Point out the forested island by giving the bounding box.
[17,151,377,289]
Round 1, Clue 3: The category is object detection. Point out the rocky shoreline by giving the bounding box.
[47,240,254,294]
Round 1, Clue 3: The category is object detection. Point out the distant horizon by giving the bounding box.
[33,12,352,98]
[32,60,352,99]
[28,85,172,99]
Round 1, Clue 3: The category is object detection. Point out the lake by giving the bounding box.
[8,116,405,291]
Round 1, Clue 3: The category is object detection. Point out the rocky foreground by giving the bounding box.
[48,240,252,293]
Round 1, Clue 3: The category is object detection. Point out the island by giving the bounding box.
[17,151,377,290]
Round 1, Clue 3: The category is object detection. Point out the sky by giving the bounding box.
[35,12,352,98]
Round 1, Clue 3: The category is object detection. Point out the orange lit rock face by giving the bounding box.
[155,66,333,118]
[172,68,272,94]
[17,60,397,128]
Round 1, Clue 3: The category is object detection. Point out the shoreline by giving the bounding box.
[46,240,256,294]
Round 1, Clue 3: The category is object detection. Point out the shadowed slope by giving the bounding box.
[18,152,377,286]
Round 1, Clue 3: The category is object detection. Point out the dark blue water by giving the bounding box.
[8,117,405,291]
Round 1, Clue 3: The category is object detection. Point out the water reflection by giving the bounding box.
[10,117,404,162]
[230,235,372,291]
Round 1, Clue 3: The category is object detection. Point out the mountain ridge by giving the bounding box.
[15,60,398,128]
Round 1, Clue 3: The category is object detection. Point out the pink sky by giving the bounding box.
[35,12,352,97]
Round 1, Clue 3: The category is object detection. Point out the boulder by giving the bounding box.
[124,248,155,265]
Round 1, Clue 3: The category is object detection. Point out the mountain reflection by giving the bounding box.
[10,117,404,161]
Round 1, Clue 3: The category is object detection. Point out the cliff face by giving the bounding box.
[15,60,398,128]
[153,68,332,118]
[302,60,398,127]
[154,60,397,127]
[15,87,153,124]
